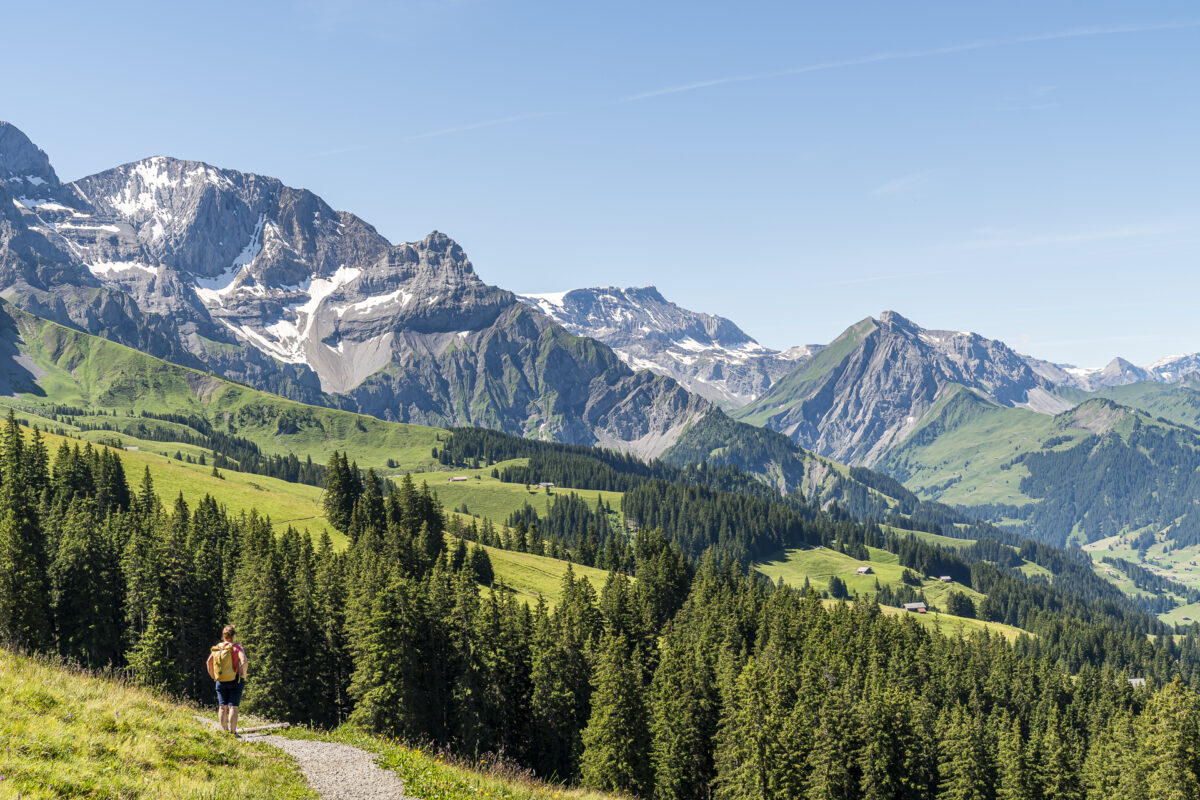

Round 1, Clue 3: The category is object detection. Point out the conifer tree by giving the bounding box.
[936,706,994,800]
[580,632,651,796]
[232,514,299,721]
[0,414,51,650]
[994,714,1028,800]
[127,604,183,691]
[652,628,718,800]
[48,498,122,666]
[347,571,429,737]
[1135,680,1200,800]
[469,543,493,585]
[531,608,584,780]
[313,531,352,725]
[805,684,857,800]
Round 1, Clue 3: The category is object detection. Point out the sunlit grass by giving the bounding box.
[0,650,315,799]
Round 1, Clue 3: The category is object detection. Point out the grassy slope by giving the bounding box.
[3,303,443,472]
[879,389,1076,508]
[458,536,612,606]
[733,316,876,428]
[0,650,314,799]
[1084,379,1200,430]
[413,460,622,524]
[26,422,338,540]
[884,525,976,550]
[754,545,1024,641]
[1083,533,1200,605]
[756,545,984,606]
[14,415,615,606]
[3,650,620,800]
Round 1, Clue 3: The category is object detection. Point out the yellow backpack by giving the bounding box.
[210,644,236,682]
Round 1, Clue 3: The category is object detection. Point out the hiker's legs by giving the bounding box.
[218,704,229,731]
[229,705,239,735]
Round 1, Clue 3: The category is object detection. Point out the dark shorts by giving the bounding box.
[215,678,244,707]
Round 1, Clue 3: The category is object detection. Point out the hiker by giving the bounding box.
[206,624,248,736]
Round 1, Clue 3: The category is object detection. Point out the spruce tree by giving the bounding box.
[232,515,299,721]
[1135,680,1200,800]
[49,498,122,667]
[346,567,430,737]
[0,414,51,651]
[936,706,994,800]
[127,604,183,691]
[652,628,718,800]
[580,632,651,796]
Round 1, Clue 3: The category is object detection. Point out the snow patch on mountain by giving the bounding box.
[518,286,819,408]
[88,261,159,278]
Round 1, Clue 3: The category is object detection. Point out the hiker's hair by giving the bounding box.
[222,625,236,641]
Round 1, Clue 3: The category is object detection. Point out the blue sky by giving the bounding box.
[3,1,1197,367]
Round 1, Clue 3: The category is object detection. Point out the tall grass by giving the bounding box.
[0,650,314,799]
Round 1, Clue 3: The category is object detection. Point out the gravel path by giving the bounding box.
[247,733,413,800]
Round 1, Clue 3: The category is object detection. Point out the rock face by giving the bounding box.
[519,286,817,408]
[0,122,710,456]
[1023,355,1154,391]
[1149,354,1200,382]
[734,311,1071,465]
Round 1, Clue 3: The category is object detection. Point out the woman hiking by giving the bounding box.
[206,625,248,736]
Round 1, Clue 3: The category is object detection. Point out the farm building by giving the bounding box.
[856,566,873,575]
[537,482,556,488]
[448,476,468,482]
[902,602,927,613]
[939,576,953,583]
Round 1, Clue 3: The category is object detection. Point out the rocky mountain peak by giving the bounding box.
[0,122,60,190]
[876,309,920,332]
[735,310,1070,464]
[516,284,816,408]
[387,231,479,286]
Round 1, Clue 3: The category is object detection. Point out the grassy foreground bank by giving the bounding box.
[0,650,314,799]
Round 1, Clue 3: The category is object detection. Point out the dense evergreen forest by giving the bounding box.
[8,413,1200,798]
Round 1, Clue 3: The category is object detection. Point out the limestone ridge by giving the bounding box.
[734,310,1072,466]
[0,122,710,456]
[519,285,819,408]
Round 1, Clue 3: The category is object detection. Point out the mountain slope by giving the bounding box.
[879,393,1200,547]
[733,311,1070,465]
[518,285,816,408]
[0,299,443,471]
[0,122,709,457]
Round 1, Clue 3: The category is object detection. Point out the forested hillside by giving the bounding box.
[10,410,1200,798]
[882,393,1200,548]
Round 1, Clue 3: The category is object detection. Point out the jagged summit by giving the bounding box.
[0,121,60,189]
[0,123,710,456]
[735,310,1070,465]
[518,284,817,408]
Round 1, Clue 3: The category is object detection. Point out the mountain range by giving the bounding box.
[0,122,713,458]
[7,119,1200,550]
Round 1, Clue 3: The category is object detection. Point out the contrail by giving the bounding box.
[614,19,1200,104]
[403,111,561,141]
